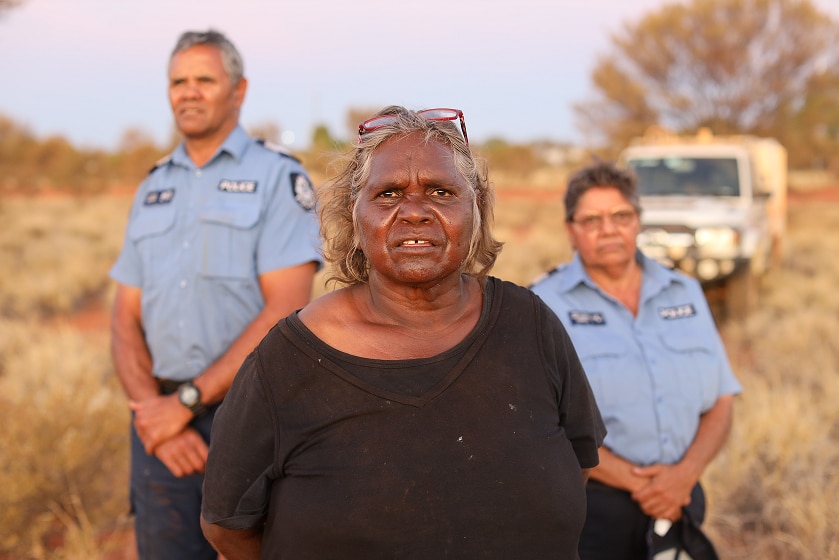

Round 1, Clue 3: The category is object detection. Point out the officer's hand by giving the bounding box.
[154,428,209,477]
[130,394,193,454]
[630,463,693,521]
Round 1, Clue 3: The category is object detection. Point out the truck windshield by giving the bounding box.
[627,157,740,196]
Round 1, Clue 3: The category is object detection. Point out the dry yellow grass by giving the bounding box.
[1,181,837,558]
[702,200,839,559]
[0,320,130,557]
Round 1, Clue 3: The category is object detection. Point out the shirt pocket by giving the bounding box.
[570,332,632,410]
[199,203,261,279]
[656,324,718,408]
[127,204,177,280]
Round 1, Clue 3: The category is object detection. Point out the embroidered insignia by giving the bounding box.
[659,304,697,320]
[568,311,606,325]
[218,180,258,193]
[290,173,316,211]
[143,188,175,205]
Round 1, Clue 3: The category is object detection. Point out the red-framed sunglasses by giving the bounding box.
[357,108,469,146]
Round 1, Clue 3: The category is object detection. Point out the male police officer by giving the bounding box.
[110,30,321,559]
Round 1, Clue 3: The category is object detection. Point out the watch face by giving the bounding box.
[179,384,200,407]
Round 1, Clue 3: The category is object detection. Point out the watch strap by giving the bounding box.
[178,381,208,417]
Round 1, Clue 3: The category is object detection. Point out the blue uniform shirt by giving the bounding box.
[110,126,322,381]
[530,251,741,466]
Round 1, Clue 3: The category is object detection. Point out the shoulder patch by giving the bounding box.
[256,138,301,163]
[290,173,316,211]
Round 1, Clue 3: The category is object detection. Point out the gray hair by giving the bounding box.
[318,105,503,287]
[170,29,244,84]
[564,159,641,222]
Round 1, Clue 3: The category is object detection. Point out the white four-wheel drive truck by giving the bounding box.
[620,128,787,319]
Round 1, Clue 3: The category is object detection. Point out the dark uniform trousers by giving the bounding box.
[580,480,719,560]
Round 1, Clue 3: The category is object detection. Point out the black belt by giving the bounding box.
[156,378,190,395]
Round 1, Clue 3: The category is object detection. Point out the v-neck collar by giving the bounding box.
[282,278,502,407]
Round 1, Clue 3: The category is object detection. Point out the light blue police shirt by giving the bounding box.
[110,126,322,381]
[530,251,741,466]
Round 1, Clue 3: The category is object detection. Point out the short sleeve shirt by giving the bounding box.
[110,126,322,380]
[530,252,741,465]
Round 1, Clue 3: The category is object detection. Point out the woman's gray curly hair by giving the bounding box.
[318,105,503,287]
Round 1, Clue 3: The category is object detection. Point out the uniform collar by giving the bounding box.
[556,252,591,293]
[559,250,686,296]
[170,125,250,169]
[639,250,688,302]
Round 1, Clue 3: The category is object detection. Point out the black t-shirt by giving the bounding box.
[202,277,605,559]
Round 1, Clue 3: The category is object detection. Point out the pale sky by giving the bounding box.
[2,0,838,149]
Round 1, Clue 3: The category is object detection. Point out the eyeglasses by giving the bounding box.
[358,108,469,146]
[571,208,638,232]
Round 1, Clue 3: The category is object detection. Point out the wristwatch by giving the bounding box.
[177,381,208,417]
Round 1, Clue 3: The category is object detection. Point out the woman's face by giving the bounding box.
[354,131,475,288]
[566,186,640,271]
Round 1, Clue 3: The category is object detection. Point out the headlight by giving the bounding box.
[695,227,738,248]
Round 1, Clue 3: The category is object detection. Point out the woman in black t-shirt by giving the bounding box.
[200,106,606,560]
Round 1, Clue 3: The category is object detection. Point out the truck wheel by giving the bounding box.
[725,264,759,320]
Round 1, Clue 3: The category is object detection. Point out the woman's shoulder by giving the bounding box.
[491,276,543,305]
[297,288,356,333]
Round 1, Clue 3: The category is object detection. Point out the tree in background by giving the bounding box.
[576,0,839,169]
[0,0,22,17]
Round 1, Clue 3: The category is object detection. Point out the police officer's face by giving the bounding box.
[566,186,640,272]
[168,45,247,144]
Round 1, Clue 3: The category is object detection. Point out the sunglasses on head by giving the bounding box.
[357,108,468,146]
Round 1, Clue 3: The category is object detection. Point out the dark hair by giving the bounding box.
[318,105,503,286]
[564,159,641,222]
[170,29,244,84]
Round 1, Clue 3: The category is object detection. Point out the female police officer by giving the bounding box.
[531,160,740,559]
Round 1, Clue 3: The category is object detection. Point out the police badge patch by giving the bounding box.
[568,311,606,325]
[658,304,697,320]
[218,179,257,193]
[290,173,316,211]
[144,188,175,205]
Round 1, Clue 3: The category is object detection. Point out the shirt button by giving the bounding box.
[179,280,187,288]
[182,241,189,249]
[195,170,202,177]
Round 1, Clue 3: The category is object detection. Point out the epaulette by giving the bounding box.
[528,263,566,288]
[148,153,173,175]
[256,138,301,163]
